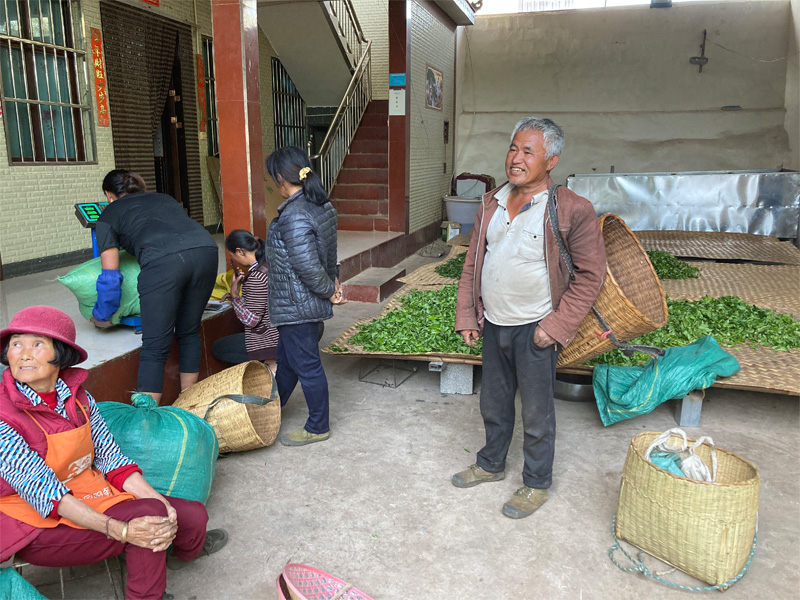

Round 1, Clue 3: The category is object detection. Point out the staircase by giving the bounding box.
[331,101,389,231]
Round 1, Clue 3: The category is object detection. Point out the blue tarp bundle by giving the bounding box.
[593,336,741,426]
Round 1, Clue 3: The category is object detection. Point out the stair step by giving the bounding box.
[360,113,388,128]
[343,153,388,169]
[332,198,387,216]
[342,266,406,303]
[336,168,388,185]
[364,100,388,115]
[353,126,388,142]
[350,139,387,154]
[337,215,390,232]
[331,183,388,200]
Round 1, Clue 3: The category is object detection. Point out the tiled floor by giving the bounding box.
[0,231,401,369]
[0,236,228,370]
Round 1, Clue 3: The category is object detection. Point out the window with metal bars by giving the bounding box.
[201,36,218,156]
[0,0,95,164]
[271,57,306,151]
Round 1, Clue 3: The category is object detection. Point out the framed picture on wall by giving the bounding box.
[425,65,443,111]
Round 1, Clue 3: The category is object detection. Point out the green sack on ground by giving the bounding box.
[0,568,46,600]
[593,336,741,426]
[57,251,141,325]
[98,393,219,503]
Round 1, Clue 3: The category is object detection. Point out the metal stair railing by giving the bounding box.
[309,38,372,195]
[323,0,367,72]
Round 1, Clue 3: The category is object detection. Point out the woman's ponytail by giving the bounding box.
[266,146,329,206]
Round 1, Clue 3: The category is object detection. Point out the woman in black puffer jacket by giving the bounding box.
[265,147,346,447]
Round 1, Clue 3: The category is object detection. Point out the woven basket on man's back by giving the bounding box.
[616,431,760,587]
[173,361,280,453]
[557,214,668,367]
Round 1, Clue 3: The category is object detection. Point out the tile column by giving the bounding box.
[388,0,409,233]
[211,0,266,240]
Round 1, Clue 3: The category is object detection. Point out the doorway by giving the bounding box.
[153,52,189,209]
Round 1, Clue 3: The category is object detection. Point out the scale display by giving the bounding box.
[74,202,108,228]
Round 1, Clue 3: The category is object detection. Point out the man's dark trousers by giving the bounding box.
[476,320,558,489]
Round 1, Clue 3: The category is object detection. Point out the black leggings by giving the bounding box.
[211,333,249,364]
[136,246,218,393]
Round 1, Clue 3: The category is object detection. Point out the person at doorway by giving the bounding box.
[0,306,228,600]
[452,117,606,519]
[212,229,279,372]
[265,147,346,447]
[92,170,218,403]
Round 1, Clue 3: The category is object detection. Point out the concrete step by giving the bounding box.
[337,215,390,232]
[350,139,387,154]
[332,198,388,217]
[353,126,388,142]
[336,168,388,185]
[331,183,388,200]
[342,266,406,303]
[360,113,387,128]
[364,99,388,115]
[343,153,388,169]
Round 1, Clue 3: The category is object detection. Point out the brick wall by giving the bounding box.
[351,0,388,101]
[408,1,455,234]
[0,0,217,268]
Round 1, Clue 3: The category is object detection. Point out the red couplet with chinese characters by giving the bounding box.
[197,54,206,133]
[90,28,110,127]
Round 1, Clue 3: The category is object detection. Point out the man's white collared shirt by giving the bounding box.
[481,184,552,326]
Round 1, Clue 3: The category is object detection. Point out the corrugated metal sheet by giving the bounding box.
[567,170,800,239]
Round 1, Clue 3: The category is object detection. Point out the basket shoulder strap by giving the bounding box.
[546,184,575,281]
[202,377,279,421]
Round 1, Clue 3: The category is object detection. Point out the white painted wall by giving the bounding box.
[409,1,456,234]
[787,0,800,170]
[455,1,793,185]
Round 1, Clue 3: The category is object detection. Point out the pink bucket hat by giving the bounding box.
[0,306,88,363]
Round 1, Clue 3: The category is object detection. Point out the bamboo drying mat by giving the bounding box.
[661,263,800,318]
[635,230,800,265]
[558,345,800,395]
[323,284,482,365]
[398,246,468,286]
[447,232,473,247]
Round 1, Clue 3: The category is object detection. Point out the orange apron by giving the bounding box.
[0,402,135,528]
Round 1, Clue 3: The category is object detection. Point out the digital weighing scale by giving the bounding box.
[74,202,142,333]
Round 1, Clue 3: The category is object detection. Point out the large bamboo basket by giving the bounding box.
[173,361,280,453]
[616,431,760,587]
[557,214,668,367]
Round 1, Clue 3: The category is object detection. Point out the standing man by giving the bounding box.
[452,117,606,519]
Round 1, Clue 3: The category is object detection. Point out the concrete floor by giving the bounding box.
[8,252,800,600]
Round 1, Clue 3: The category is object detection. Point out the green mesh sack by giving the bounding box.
[57,251,141,325]
[0,568,46,600]
[98,393,219,503]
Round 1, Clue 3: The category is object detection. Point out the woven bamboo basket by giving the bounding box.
[557,214,668,367]
[173,361,280,453]
[616,431,760,586]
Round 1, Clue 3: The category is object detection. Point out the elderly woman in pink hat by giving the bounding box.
[0,306,227,600]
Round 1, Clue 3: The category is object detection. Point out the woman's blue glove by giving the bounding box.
[92,269,123,322]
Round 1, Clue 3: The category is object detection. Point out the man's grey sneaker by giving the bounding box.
[502,486,548,519]
[451,464,505,488]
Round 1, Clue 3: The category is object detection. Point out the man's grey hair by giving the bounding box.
[510,117,565,160]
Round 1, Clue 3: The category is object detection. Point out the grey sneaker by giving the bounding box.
[502,486,548,519]
[451,464,505,488]
[167,528,228,570]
